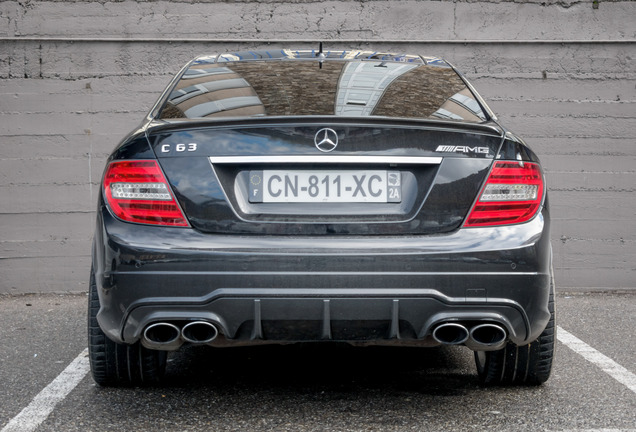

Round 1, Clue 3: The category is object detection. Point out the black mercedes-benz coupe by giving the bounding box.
[89,49,555,386]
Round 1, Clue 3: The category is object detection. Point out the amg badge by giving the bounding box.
[435,145,489,154]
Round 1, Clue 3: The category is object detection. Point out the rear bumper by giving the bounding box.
[93,203,552,349]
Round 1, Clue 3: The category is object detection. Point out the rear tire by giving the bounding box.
[88,267,167,386]
[474,276,555,386]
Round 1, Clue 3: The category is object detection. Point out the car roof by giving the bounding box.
[191,49,447,67]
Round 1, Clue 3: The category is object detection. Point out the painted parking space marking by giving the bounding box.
[2,328,635,432]
[1,349,90,432]
[558,326,636,394]
[551,430,636,432]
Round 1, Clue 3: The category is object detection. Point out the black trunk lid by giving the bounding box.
[149,120,502,235]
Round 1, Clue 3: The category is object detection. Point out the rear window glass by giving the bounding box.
[158,60,487,123]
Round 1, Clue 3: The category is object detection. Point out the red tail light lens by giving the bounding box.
[464,161,544,227]
[103,160,189,227]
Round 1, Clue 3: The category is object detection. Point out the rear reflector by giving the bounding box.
[464,161,544,227]
[103,160,189,226]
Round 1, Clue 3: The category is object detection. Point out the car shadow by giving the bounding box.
[161,343,478,395]
[84,343,548,431]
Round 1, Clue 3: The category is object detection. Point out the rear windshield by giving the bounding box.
[158,60,487,123]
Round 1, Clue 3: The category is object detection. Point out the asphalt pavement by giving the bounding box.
[0,292,634,432]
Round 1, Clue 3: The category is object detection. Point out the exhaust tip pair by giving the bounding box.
[432,322,507,351]
[142,321,218,351]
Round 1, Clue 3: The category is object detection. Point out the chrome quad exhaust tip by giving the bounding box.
[432,323,470,345]
[181,321,219,344]
[465,323,507,351]
[142,322,182,351]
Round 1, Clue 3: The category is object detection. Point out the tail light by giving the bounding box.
[103,160,189,227]
[464,161,544,227]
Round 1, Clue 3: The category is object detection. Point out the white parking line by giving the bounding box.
[1,349,90,432]
[552,430,636,432]
[2,329,634,432]
[557,326,636,394]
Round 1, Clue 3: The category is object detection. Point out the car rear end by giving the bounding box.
[90,50,553,385]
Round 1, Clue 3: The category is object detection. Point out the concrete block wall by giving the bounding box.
[0,0,634,293]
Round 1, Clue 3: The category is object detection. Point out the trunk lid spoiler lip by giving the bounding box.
[143,116,504,139]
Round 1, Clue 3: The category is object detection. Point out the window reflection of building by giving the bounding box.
[371,66,468,119]
[161,64,265,119]
[431,88,486,122]
[229,62,341,116]
[336,62,418,116]
[159,50,487,123]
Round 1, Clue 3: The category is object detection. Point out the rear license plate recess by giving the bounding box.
[248,170,402,203]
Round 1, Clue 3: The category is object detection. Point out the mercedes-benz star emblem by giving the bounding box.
[314,128,338,153]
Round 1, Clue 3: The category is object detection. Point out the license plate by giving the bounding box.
[248,170,402,203]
